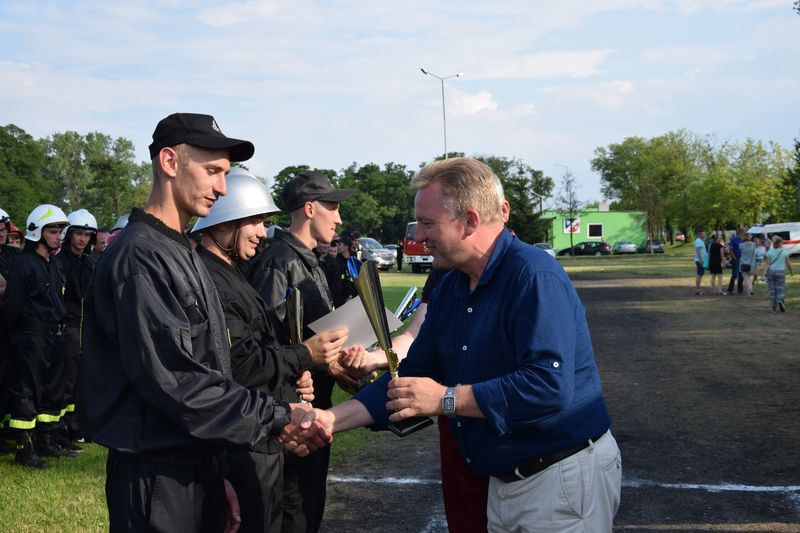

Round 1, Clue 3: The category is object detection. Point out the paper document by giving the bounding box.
[308,297,403,350]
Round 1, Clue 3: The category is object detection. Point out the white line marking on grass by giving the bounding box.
[328,475,440,485]
[330,475,800,493]
[624,478,800,492]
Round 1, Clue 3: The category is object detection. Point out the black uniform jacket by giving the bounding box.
[322,253,358,309]
[0,244,19,280]
[243,228,336,407]
[197,246,312,396]
[54,247,93,327]
[80,208,290,454]
[1,245,65,334]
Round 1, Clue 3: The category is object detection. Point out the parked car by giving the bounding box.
[384,244,398,259]
[639,239,665,253]
[612,241,638,254]
[675,233,686,242]
[534,242,556,258]
[557,241,612,256]
[359,237,396,270]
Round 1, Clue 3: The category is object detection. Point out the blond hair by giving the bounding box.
[411,157,503,224]
[772,235,783,248]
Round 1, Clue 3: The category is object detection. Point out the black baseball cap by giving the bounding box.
[282,172,355,211]
[148,112,255,162]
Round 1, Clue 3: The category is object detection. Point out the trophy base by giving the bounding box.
[388,416,434,437]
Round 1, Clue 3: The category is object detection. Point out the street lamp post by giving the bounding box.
[420,68,463,159]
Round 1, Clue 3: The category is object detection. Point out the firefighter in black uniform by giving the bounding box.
[79,113,332,532]
[244,171,360,533]
[1,204,74,468]
[54,208,97,448]
[322,233,358,309]
[0,208,20,445]
[193,168,349,533]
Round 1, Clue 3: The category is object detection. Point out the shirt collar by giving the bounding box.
[130,208,191,250]
[453,227,515,296]
[273,227,320,268]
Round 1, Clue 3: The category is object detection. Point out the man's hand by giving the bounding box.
[386,377,446,421]
[303,328,348,367]
[328,358,371,391]
[338,346,383,375]
[295,371,314,403]
[280,402,333,456]
[223,479,241,533]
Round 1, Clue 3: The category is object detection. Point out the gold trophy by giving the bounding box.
[286,288,311,404]
[355,261,433,436]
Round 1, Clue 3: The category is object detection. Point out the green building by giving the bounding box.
[542,205,647,252]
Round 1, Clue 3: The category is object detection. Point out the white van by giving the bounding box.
[747,223,800,255]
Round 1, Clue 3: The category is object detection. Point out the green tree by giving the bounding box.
[39,131,93,212]
[554,169,582,253]
[0,124,50,224]
[338,162,416,243]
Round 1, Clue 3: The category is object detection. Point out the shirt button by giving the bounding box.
[465,457,471,463]
[457,422,462,428]
[553,362,560,368]
[467,307,473,313]
[462,345,467,351]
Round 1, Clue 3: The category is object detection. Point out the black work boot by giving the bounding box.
[37,431,78,458]
[55,430,82,452]
[15,431,48,469]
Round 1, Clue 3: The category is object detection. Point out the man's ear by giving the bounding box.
[159,147,180,179]
[463,209,480,237]
[303,201,315,219]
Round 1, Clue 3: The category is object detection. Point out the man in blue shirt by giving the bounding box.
[285,157,621,531]
[727,227,745,295]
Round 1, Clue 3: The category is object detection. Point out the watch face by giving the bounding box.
[443,397,455,412]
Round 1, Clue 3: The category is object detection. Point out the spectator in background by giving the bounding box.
[694,229,708,295]
[764,235,793,313]
[396,241,403,271]
[6,224,23,249]
[738,232,756,296]
[727,227,745,295]
[708,234,725,295]
[754,237,766,284]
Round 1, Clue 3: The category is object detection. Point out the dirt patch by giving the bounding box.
[321,272,800,532]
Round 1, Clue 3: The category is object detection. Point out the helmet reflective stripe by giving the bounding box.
[25,204,69,242]
[191,167,281,233]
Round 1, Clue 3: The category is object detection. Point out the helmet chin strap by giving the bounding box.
[209,225,241,261]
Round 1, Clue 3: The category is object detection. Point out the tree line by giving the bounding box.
[0,124,553,244]
[591,129,800,241]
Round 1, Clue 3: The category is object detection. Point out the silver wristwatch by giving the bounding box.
[442,386,456,418]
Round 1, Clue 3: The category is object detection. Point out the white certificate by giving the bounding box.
[308,297,403,350]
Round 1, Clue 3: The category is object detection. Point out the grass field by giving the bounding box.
[1,254,797,531]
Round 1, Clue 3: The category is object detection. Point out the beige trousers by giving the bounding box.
[487,431,622,533]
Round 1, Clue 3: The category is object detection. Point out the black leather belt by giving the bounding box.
[495,432,606,483]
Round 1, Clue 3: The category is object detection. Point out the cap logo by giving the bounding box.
[211,119,221,133]
[35,207,53,223]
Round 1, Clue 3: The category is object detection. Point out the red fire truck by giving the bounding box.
[403,222,433,273]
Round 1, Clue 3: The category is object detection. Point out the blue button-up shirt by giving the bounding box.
[355,228,611,476]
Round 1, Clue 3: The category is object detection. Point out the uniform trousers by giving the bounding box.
[8,331,65,430]
[487,430,621,533]
[281,444,330,533]
[106,449,227,533]
[227,448,284,533]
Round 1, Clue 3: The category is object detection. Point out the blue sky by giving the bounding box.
[1,0,798,203]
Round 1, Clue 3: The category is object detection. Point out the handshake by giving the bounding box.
[278,403,336,457]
